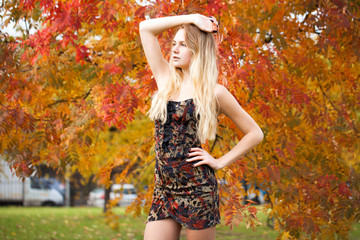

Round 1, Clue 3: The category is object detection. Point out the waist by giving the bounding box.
[155,144,202,159]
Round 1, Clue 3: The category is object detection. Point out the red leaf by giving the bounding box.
[338,182,351,198]
[75,45,89,64]
[20,0,36,11]
[104,63,123,76]
[101,82,139,130]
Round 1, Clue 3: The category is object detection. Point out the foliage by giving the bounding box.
[1,0,360,238]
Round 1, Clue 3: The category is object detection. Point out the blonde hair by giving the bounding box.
[147,24,218,143]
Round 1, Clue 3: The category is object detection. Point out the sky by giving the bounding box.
[1,9,38,37]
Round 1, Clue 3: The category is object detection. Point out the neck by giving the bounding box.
[181,68,191,84]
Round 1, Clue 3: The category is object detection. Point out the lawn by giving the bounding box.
[0,206,359,240]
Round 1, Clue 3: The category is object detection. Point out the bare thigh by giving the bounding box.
[144,218,182,240]
[186,226,216,240]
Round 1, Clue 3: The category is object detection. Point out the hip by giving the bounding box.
[155,156,218,190]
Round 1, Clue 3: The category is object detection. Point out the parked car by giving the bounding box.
[87,184,137,207]
[241,180,268,205]
[218,179,268,205]
[0,159,64,206]
[42,177,65,197]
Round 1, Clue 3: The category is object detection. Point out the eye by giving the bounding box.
[181,43,187,47]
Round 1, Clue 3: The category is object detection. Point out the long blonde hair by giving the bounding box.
[147,24,218,143]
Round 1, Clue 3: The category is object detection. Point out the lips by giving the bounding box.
[173,56,180,61]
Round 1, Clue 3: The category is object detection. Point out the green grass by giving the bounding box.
[0,206,359,240]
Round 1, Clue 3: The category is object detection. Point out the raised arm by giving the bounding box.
[139,14,218,90]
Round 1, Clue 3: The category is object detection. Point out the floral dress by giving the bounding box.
[147,98,220,230]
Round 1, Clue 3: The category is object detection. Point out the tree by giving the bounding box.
[1,0,359,238]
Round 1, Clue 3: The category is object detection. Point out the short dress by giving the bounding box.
[146,98,221,230]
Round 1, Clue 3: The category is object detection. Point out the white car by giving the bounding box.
[87,184,137,207]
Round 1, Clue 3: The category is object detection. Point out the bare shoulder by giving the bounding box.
[215,84,229,99]
[215,83,263,137]
[215,84,239,116]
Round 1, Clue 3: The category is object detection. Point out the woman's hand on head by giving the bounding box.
[192,14,219,33]
[186,147,224,170]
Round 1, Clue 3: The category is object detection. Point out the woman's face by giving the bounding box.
[172,29,192,70]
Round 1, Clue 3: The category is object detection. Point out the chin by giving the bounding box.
[173,64,184,69]
[174,63,189,69]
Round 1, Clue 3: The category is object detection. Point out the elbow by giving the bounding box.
[139,20,149,33]
[139,21,145,33]
[253,128,264,145]
[257,130,264,144]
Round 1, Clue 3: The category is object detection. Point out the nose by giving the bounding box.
[172,44,179,53]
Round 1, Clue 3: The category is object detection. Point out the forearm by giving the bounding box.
[217,131,264,169]
[139,14,196,36]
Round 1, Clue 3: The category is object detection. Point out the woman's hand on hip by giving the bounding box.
[186,147,223,170]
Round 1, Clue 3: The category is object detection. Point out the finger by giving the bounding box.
[188,149,203,155]
[210,24,218,32]
[209,16,218,24]
[193,160,208,167]
[187,151,202,157]
[190,147,203,152]
[188,151,204,157]
[208,17,219,31]
[208,18,217,30]
[209,16,217,21]
[186,156,203,162]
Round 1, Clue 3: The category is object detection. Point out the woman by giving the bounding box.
[139,14,264,240]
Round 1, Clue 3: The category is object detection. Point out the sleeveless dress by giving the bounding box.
[146,98,221,230]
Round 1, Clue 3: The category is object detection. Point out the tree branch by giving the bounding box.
[316,77,359,134]
[45,88,93,109]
